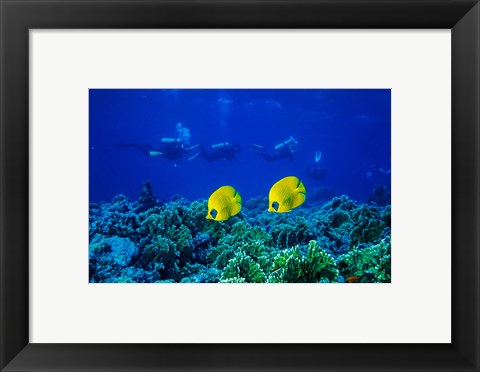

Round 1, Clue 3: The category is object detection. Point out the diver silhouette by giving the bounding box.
[249,136,299,161]
[119,139,192,161]
[365,164,391,179]
[307,151,326,180]
[190,142,240,162]
[118,123,199,162]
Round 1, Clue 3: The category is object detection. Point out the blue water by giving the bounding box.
[89,89,390,204]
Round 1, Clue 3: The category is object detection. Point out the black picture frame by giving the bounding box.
[1,0,479,371]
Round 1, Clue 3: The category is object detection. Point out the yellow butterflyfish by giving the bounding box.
[268,176,306,213]
[206,186,242,221]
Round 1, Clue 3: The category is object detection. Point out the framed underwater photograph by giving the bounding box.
[88,88,392,284]
[1,0,479,371]
[28,28,453,340]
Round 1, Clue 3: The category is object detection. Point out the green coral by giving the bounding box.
[350,205,384,245]
[140,236,179,279]
[310,195,389,253]
[138,204,183,236]
[382,205,391,226]
[207,220,273,270]
[136,204,198,281]
[219,277,247,283]
[183,200,225,240]
[270,215,315,249]
[268,241,339,283]
[220,251,266,283]
[337,238,391,283]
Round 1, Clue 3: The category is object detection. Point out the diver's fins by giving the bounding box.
[315,151,322,163]
[149,151,164,157]
[186,144,201,151]
[249,144,265,153]
[188,153,200,161]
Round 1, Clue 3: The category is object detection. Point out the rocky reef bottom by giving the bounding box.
[89,182,391,283]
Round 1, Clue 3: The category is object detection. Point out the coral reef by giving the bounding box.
[89,235,141,282]
[368,184,391,207]
[311,196,390,254]
[220,251,266,283]
[336,237,391,283]
[267,241,339,283]
[89,183,391,283]
[133,180,161,213]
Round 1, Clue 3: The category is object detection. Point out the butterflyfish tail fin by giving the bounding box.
[231,201,242,216]
[292,191,306,209]
[297,180,306,194]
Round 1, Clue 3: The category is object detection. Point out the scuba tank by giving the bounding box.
[212,142,229,149]
[161,137,181,144]
[275,136,296,150]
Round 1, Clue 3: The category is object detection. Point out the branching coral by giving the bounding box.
[136,205,197,280]
[349,204,384,245]
[270,215,316,249]
[310,195,390,253]
[139,236,179,279]
[207,220,273,270]
[382,205,391,226]
[220,251,266,283]
[267,241,338,283]
[219,277,247,283]
[140,205,193,246]
[336,238,391,283]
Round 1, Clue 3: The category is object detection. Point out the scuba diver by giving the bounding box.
[365,164,391,179]
[190,142,240,162]
[249,136,299,161]
[307,151,326,180]
[119,138,193,161]
[118,122,199,162]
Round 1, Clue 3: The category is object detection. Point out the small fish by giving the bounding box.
[206,186,242,221]
[268,176,306,213]
[346,273,376,283]
[270,265,285,274]
[346,276,360,283]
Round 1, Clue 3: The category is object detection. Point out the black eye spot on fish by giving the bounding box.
[210,209,218,219]
[272,201,279,211]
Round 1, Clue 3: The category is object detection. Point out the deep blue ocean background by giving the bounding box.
[89,89,391,283]
[89,89,390,204]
